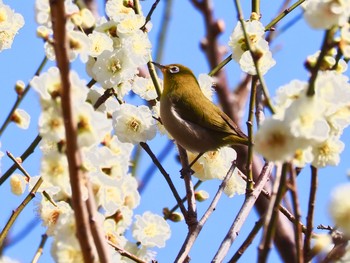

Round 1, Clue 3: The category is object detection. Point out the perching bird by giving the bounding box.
[153,62,248,153]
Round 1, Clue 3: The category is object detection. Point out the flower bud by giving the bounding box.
[195,190,209,202]
[36,26,50,40]
[11,109,30,129]
[10,174,27,196]
[15,80,25,96]
[168,212,184,222]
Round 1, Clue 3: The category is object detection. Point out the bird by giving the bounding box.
[152,62,248,154]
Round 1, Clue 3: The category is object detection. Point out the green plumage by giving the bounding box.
[154,63,248,153]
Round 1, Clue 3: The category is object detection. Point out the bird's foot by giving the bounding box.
[180,166,195,178]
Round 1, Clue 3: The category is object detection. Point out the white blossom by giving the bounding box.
[189,147,237,181]
[105,0,135,21]
[40,151,71,199]
[303,0,350,29]
[112,104,156,144]
[228,20,265,61]
[122,31,152,65]
[38,105,64,142]
[223,167,247,198]
[198,74,215,101]
[132,76,158,101]
[39,200,72,235]
[228,20,275,75]
[117,13,146,35]
[283,96,330,142]
[51,235,83,263]
[88,31,113,57]
[132,211,171,248]
[239,49,276,75]
[274,79,308,114]
[74,102,112,148]
[311,136,344,167]
[92,49,137,88]
[254,118,302,162]
[0,1,24,51]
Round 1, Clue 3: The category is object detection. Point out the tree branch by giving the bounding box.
[49,1,107,262]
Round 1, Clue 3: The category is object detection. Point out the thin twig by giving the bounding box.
[177,145,197,224]
[212,162,273,262]
[0,177,43,248]
[260,186,308,233]
[165,180,202,219]
[252,0,260,15]
[138,140,174,193]
[6,151,31,181]
[140,0,161,31]
[240,171,308,233]
[31,234,48,263]
[255,84,265,127]
[273,12,303,39]
[258,163,287,262]
[265,0,292,42]
[208,54,232,77]
[133,0,142,15]
[108,240,147,263]
[303,166,318,260]
[264,0,305,32]
[289,164,303,263]
[175,162,237,262]
[307,28,336,96]
[93,88,114,110]
[0,56,47,136]
[0,134,42,186]
[229,217,264,262]
[317,225,333,231]
[147,58,163,100]
[5,217,40,247]
[245,77,258,191]
[140,142,187,217]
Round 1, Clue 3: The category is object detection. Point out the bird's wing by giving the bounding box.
[171,94,247,139]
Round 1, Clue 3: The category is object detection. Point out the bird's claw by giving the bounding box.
[180,166,195,178]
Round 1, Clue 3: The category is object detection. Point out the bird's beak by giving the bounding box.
[151,62,165,71]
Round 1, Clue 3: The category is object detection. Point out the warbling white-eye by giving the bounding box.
[152,62,248,154]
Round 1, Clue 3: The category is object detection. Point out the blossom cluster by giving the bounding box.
[255,70,350,167]
[8,0,173,261]
[0,0,24,52]
[228,19,276,75]
[253,4,350,168]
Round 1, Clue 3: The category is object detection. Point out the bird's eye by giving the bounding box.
[169,66,180,74]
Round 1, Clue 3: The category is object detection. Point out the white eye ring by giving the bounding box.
[169,66,180,74]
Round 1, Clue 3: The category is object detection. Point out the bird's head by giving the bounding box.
[152,62,196,81]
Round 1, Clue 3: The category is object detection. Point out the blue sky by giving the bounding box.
[0,0,349,262]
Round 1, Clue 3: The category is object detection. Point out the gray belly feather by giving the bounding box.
[160,99,218,153]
